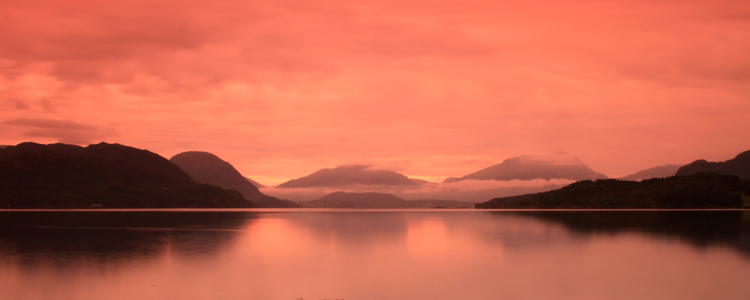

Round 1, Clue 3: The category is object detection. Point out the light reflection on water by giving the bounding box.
[0,210,749,300]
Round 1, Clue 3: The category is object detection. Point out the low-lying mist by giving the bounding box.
[260,178,573,202]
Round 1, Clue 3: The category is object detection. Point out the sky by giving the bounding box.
[2,0,750,185]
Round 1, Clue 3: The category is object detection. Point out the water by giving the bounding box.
[1,209,749,300]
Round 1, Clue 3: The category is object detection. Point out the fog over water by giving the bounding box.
[261,178,573,202]
[1,210,749,300]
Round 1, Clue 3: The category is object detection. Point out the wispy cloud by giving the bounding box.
[4,119,118,145]
[14,100,29,110]
[261,178,573,202]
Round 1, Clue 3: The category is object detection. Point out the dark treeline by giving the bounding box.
[476,173,749,209]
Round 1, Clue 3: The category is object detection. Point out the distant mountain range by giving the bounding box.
[444,155,608,183]
[676,150,750,179]
[278,165,429,188]
[0,142,252,208]
[4,140,748,209]
[618,164,684,181]
[303,191,473,208]
[169,151,300,208]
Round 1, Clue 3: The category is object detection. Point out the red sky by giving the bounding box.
[2,0,750,184]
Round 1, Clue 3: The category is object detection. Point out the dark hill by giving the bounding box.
[445,156,607,183]
[676,150,750,179]
[170,151,299,208]
[303,191,473,208]
[278,165,428,188]
[0,142,252,208]
[2,142,192,184]
[475,173,748,209]
[618,164,683,181]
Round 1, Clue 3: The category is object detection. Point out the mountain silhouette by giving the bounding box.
[476,173,748,209]
[618,164,684,181]
[444,155,608,183]
[303,191,473,208]
[0,142,252,208]
[676,150,750,179]
[278,165,429,188]
[170,151,299,207]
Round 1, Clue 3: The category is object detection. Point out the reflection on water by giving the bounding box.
[506,211,750,256]
[0,212,254,263]
[1,210,749,300]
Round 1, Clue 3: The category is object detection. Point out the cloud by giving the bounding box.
[443,153,608,183]
[5,119,97,130]
[1,0,749,182]
[14,100,29,110]
[277,165,427,188]
[40,99,55,112]
[3,119,117,145]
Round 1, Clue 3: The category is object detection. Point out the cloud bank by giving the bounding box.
[261,178,573,202]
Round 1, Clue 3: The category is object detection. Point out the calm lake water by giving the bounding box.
[1,209,749,300]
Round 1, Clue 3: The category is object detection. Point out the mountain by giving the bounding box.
[676,150,750,179]
[169,152,264,197]
[475,173,748,209]
[303,192,474,208]
[278,165,429,188]
[246,177,265,188]
[0,142,252,208]
[618,164,684,181]
[169,151,299,208]
[444,155,608,183]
